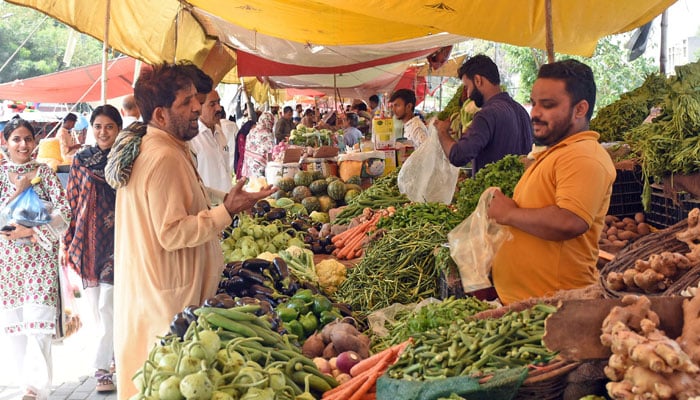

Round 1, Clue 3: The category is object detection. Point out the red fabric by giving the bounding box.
[0,57,150,102]
[236,48,438,77]
[393,67,427,105]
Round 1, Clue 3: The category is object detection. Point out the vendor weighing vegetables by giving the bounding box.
[487,60,615,305]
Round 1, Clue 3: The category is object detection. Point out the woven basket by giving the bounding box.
[599,219,700,297]
[515,359,581,400]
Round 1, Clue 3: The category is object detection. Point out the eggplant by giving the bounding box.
[311,242,324,254]
[238,268,267,286]
[235,296,259,307]
[203,297,224,308]
[266,208,287,221]
[183,305,199,324]
[272,257,290,279]
[224,276,247,295]
[253,293,277,307]
[169,312,190,339]
[250,283,275,297]
[282,280,300,296]
[303,235,315,244]
[255,200,271,213]
[241,258,271,274]
[291,219,309,231]
[319,235,333,247]
[324,244,336,254]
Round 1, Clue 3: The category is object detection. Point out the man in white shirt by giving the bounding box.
[390,89,428,147]
[190,89,232,203]
[120,94,141,127]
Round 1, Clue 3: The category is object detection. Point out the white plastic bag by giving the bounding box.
[447,187,513,292]
[397,123,459,204]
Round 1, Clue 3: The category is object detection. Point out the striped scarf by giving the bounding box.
[105,121,147,189]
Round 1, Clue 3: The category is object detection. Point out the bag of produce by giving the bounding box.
[0,178,52,227]
[447,187,512,292]
[397,124,459,204]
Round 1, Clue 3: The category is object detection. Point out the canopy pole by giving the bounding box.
[545,0,555,63]
[659,10,668,75]
[101,0,111,104]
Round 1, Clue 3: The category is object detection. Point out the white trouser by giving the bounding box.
[1,304,54,399]
[81,283,114,372]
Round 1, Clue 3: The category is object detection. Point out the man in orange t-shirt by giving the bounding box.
[487,60,616,305]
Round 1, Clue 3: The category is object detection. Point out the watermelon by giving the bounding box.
[309,179,329,196]
[294,171,315,187]
[301,196,321,213]
[318,195,337,212]
[344,183,363,193]
[277,177,295,192]
[312,170,325,181]
[345,189,361,204]
[327,180,347,201]
[292,186,313,203]
[326,176,340,184]
[345,175,362,185]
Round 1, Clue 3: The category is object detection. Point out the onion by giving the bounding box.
[335,351,361,374]
[313,357,331,374]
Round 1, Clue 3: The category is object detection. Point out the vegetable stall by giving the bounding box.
[126,61,700,400]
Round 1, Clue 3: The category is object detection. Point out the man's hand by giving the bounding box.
[434,118,452,138]
[224,178,278,216]
[487,189,517,225]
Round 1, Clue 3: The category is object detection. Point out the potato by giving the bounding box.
[607,226,619,237]
[599,238,612,245]
[608,235,618,242]
[605,215,617,224]
[612,240,628,247]
[634,212,645,224]
[637,223,651,236]
[618,230,638,241]
[622,217,636,225]
[614,221,626,229]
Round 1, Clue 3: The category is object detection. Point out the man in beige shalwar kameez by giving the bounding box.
[108,63,275,398]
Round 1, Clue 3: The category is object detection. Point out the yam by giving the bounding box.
[618,230,639,241]
[614,221,627,229]
[605,215,620,224]
[612,240,628,247]
[634,212,645,224]
[637,223,651,236]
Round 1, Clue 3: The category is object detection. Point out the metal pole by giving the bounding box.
[660,10,668,75]
[545,0,555,63]
[101,0,111,103]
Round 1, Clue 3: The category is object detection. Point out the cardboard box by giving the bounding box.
[379,148,397,177]
[372,118,394,148]
[396,145,415,167]
[282,147,305,163]
[312,145,339,158]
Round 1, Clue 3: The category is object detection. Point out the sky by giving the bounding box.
[659,0,700,46]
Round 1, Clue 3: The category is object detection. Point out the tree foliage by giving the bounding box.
[0,1,104,83]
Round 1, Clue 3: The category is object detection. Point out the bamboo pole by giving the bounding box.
[545,0,555,63]
[101,0,111,104]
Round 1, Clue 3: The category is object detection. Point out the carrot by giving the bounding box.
[336,232,366,259]
[350,340,411,377]
[359,393,376,400]
[346,358,390,400]
[322,371,369,399]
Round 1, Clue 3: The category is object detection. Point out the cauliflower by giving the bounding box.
[256,252,278,262]
[284,245,307,259]
[315,259,347,295]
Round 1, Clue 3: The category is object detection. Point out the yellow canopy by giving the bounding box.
[6,0,676,83]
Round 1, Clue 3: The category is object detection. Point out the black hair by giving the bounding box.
[346,112,359,127]
[369,95,379,104]
[458,54,501,85]
[537,59,597,120]
[134,63,196,124]
[90,104,123,129]
[283,106,293,114]
[63,112,78,123]
[389,89,416,111]
[3,117,35,140]
[353,102,368,112]
[179,61,213,94]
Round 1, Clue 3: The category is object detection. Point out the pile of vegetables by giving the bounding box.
[623,61,700,209]
[289,125,338,147]
[599,213,653,250]
[600,294,700,399]
[275,289,344,344]
[135,303,338,399]
[331,208,392,260]
[302,320,371,363]
[455,155,525,218]
[376,202,463,233]
[333,170,409,226]
[222,213,306,262]
[386,303,558,380]
[368,297,495,353]
[335,225,447,316]
[590,73,669,142]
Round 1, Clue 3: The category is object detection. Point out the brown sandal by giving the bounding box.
[95,370,116,392]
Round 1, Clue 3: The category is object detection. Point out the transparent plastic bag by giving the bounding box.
[397,124,459,204]
[447,187,512,292]
[1,184,52,227]
[55,265,82,340]
[367,298,440,337]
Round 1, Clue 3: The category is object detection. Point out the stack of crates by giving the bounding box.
[646,183,700,229]
[607,167,644,218]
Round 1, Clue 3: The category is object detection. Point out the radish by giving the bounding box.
[335,351,362,374]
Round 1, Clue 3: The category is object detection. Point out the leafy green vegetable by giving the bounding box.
[455,155,525,218]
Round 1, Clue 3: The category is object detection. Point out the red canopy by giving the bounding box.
[0,57,147,103]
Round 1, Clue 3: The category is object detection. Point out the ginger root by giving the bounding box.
[601,294,700,400]
[676,208,700,262]
[678,293,700,365]
[608,252,691,293]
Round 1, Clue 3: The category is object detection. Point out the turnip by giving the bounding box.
[240,387,275,400]
[179,370,213,400]
[158,376,183,400]
[195,329,221,362]
[266,367,286,391]
[177,355,201,376]
[335,351,361,374]
[312,357,331,374]
[158,353,179,372]
[210,391,234,400]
